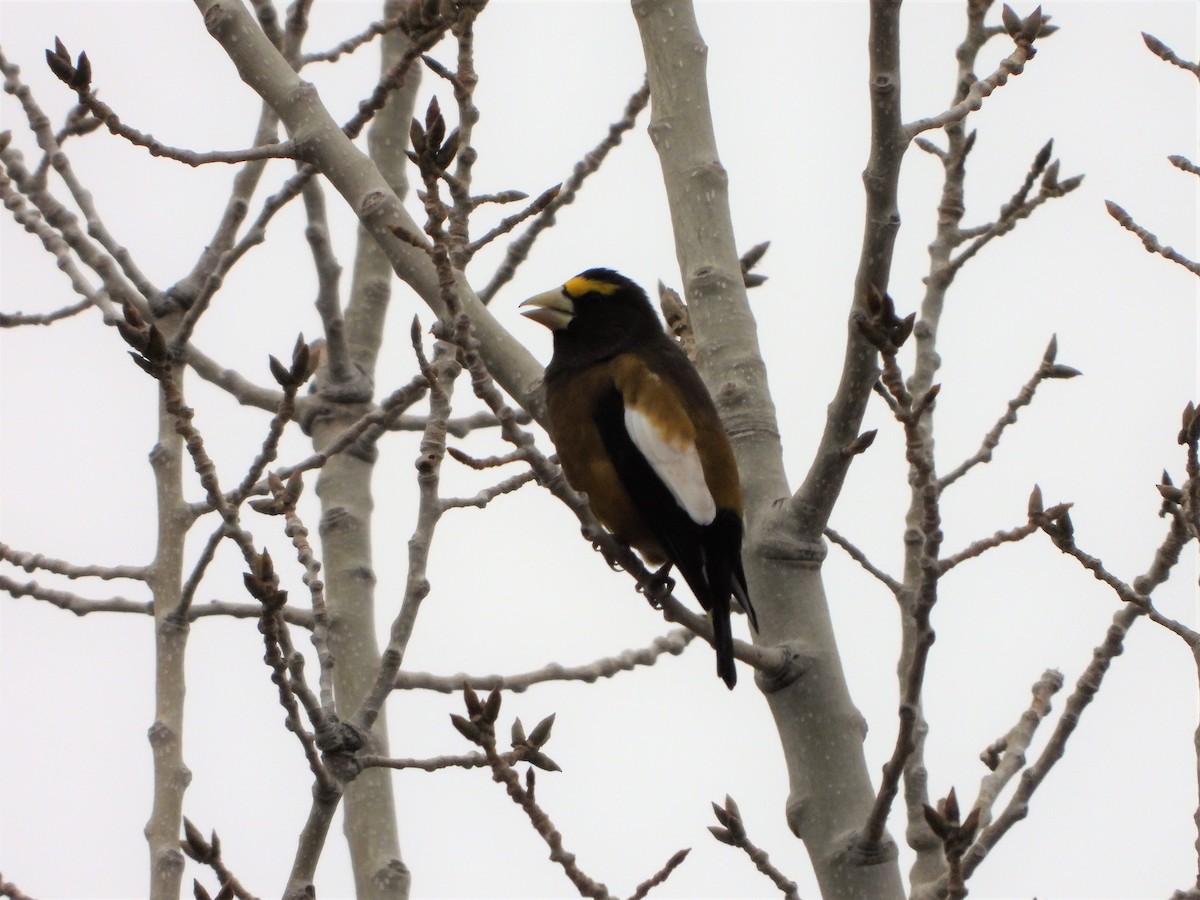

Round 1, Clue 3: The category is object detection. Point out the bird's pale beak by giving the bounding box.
[520,288,575,330]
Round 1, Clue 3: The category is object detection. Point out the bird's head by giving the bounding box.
[520,268,662,364]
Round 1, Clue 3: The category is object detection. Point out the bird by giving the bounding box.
[520,268,757,688]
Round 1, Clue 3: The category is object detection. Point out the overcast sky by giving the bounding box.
[1,1,1197,898]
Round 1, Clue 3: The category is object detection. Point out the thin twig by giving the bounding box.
[1,77,141,320]
[477,79,649,304]
[456,689,615,899]
[394,629,695,693]
[175,524,225,620]
[0,157,106,320]
[709,795,801,900]
[627,849,692,900]
[0,543,148,581]
[0,872,35,900]
[972,668,1064,828]
[358,747,526,772]
[1105,200,1200,277]
[3,48,158,304]
[938,520,1040,573]
[0,573,147,615]
[45,44,294,165]
[904,32,1038,138]
[181,818,260,900]
[351,336,459,735]
[955,510,1193,884]
[0,297,93,327]
[0,574,313,625]
[857,346,943,854]
[271,475,336,717]
[939,337,1079,489]
[1142,32,1200,77]
[960,603,1142,879]
[301,11,407,65]
[441,468,539,510]
[824,527,903,595]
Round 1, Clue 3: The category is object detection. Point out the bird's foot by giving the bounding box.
[637,563,675,608]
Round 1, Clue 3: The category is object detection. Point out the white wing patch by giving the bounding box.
[624,405,716,525]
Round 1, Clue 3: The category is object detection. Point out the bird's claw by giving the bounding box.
[637,564,675,609]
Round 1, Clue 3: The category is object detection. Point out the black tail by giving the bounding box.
[702,511,745,690]
[711,593,736,688]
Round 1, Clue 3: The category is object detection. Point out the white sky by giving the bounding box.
[1,1,1198,898]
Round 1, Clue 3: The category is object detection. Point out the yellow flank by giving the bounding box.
[563,275,621,298]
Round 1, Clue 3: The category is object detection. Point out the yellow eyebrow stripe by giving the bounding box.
[563,275,620,298]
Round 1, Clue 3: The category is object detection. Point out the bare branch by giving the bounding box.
[477,79,649,304]
[242,549,335,787]
[339,11,452,142]
[1039,512,1198,644]
[351,336,459,735]
[230,342,310,504]
[282,786,343,900]
[973,669,1064,827]
[940,337,1079,489]
[627,848,692,900]
[190,600,312,627]
[1142,32,1200,77]
[791,0,907,530]
[905,27,1039,138]
[465,184,560,259]
[175,524,225,621]
[4,47,158,304]
[0,573,149,615]
[1105,200,1200,277]
[190,372,429,515]
[442,2,485,271]
[183,343,287,413]
[1,74,146,318]
[302,178,355,385]
[0,872,35,900]
[359,749,518,772]
[945,149,1083,278]
[441,468,539,510]
[301,11,408,66]
[394,629,695,693]
[824,527,903,595]
[451,689,615,899]
[44,40,295,165]
[957,510,1194,883]
[961,603,1141,879]
[0,158,107,321]
[1170,154,1200,177]
[0,542,148,581]
[180,818,260,900]
[0,297,92,327]
[938,520,1040,573]
[709,795,801,900]
[857,363,944,854]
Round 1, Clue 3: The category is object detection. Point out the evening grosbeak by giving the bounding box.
[521,268,757,688]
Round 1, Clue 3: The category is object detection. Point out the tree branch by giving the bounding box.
[708,795,801,900]
[393,629,695,693]
[939,336,1080,489]
[477,79,649,304]
[972,668,1064,829]
[1142,32,1200,77]
[1105,199,1200,277]
[0,543,148,581]
[452,689,615,899]
[824,527,903,595]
